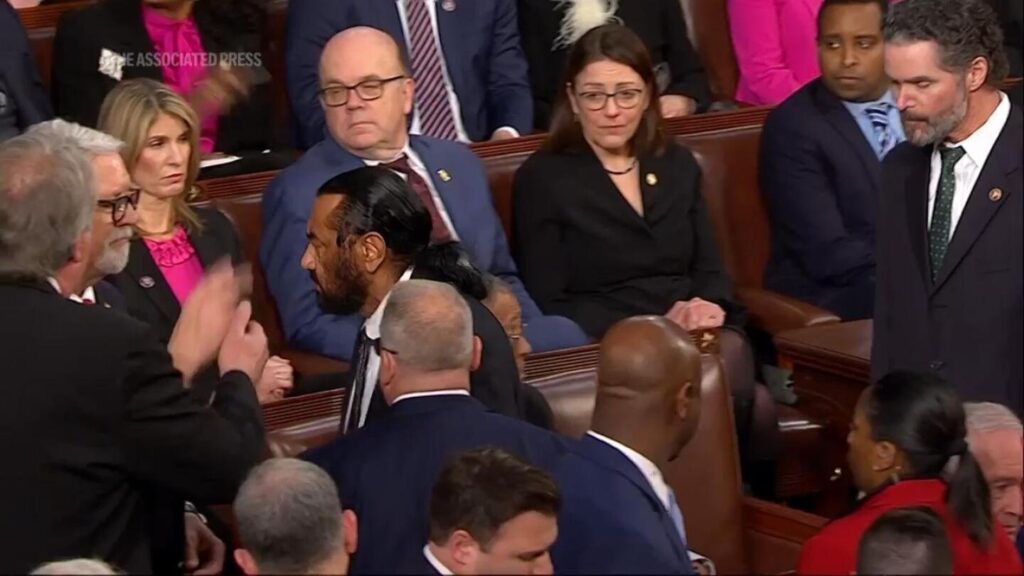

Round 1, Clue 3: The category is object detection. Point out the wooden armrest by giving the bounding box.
[743,496,827,574]
[736,287,841,336]
[277,348,348,377]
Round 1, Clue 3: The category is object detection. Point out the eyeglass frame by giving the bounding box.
[318,75,407,108]
[96,187,141,225]
[572,86,646,111]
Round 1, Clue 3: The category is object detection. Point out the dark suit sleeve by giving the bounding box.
[467,297,526,420]
[871,149,901,381]
[120,324,265,502]
[0,2,54,128]
[284,0,342,148]
[512,158,572,313]
[659,0,711,109]
[486,0,533,135]
[761,118,875,285]
[52,10,107,127]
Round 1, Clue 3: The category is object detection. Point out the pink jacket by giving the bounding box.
[729,0,823,105]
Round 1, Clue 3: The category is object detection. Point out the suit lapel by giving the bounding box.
[932,107,1023,293]
[189,220,221,268]
[409,136,474,242]
[577,436,689,565]
[814,82,882,185]
[124,239,181,324]
[433,0,466,100]
[903,146,933,289]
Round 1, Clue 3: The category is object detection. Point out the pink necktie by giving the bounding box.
[406,0,460,140]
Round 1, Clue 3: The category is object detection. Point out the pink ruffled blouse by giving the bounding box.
[142,4,218,153]
[144,226,205,305]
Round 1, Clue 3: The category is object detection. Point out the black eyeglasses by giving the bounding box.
[319,75,407,107]
[96,187,141,225]
[575,88,645,111]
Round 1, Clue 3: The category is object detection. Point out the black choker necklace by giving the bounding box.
[603,158,638,176]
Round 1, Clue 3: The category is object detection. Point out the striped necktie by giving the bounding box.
[405,0,460,140]
[864,103,894,157]
[929,146,966,282]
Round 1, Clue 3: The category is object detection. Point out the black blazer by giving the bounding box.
[109,207,242,346]
[306,394,569,574]
[0,279,265,573]
[513,142,741,338]
[52,0,277,153]
[0,1,53,135]
[517,0,711,129]
[761,79,880,320]
[350,276,544,428]
[872,105,1023,415]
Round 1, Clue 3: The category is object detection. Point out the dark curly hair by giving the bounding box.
[884,0,1009,87]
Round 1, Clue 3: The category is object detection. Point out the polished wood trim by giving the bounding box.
[197,170,279,200]
[262,388,344,431]
[16,1,92,30]
[774,320,872,381]
[744,496,827,542]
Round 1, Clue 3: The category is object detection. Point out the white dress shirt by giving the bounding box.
[362,142,461,242]
[394,389,470,405]
[423,544,454,575]
[394,0,518,142]
[927,92,1011,235]
[343,267,416,430]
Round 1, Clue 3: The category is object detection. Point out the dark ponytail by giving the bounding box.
[866,371,993,545]
[414,242,487,301]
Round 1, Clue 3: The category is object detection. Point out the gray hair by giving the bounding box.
[482,273,515,307]
[884,0,1009,87]
[26,118,123,158]
[380,279,474,372]
[0,127,97,278]
[965,402,1023,436]
[234,458,345,574]
[31,559,119,575]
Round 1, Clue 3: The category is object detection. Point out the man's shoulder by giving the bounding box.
[413,135,484,170]
[766,81,827,131]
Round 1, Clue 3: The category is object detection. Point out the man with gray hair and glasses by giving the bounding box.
[0,123,269,573]
[306,279,568,574]
[965,402,1024,558]
[234,458,358,575]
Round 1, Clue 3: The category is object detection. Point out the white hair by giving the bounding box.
[31,559,119,575]
[964,402,1023,436]
[26,118,123,157]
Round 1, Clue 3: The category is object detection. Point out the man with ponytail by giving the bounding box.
[798,371,1022,574]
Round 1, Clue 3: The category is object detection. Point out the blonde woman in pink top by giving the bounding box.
[99,79,292,404]
[728,0,824,105]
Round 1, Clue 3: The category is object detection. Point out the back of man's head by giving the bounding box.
[857,507,954,575]
[0,127,95,280]
[233,458,354,575]
[31,559,119,575]
[379,280,475,397]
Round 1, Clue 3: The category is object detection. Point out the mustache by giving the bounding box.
[901,113,929,122]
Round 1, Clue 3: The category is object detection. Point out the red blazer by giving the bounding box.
[798,479,1023,575]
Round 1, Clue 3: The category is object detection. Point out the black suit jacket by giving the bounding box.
[517,0,711,129]
[0,278,265,573]
[349,275,545,428]
[0,1,53,135]
[761,79,880,320]
[109,207,242,346]
[306,395,569,574]
[872,105,1023,414]
[52,0,277,153]
[513,142,742,338]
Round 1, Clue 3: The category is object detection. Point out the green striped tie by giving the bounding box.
[929,146,966,282]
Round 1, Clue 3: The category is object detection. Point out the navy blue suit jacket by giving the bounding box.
[304,394,569,574]
[872,105,1023,414]
[761,78,880,320]
[260,134,588,361]
[0,2,53,135]
[551,435,693,574]
[286,0,532,148]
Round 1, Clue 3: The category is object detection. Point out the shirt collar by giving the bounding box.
[364,266,416,339]
[46,277,63,295]
[394,389,471,405]
[70,285,97,304]
[423,544,453,575]
[587,430,670,509]
[361,141,416,168]
[939,91,1010,167]
[842,89,898,114]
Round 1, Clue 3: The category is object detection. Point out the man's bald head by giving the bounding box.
[318,27,415,160]
[593,317,703,463]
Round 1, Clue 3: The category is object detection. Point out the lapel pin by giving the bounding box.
[989,188,1003,202]
[139,276,155,289]
[437,169,452,183]
[103,303,112,309]
[646,173,658,186]
[441,0,456,11]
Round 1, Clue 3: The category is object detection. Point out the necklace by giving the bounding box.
[603,158,638,176]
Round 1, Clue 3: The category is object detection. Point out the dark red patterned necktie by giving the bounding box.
[385,155,454,244]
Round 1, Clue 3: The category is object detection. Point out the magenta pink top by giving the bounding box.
[145,226,205,304]
[142,4,218,153]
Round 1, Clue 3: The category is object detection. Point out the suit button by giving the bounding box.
[930,360,945,371]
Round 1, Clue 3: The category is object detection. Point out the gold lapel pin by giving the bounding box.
[989,188,1003,202]
[646,173,658,186]
[438,169,452,183]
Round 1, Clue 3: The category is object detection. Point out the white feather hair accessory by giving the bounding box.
[553,0,621,49]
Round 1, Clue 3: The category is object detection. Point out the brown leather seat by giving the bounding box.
[679,0,740,103]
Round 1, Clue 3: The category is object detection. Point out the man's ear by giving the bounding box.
[675,381,693,421]
[234,549,259,576]
[361,233,387,274]
[470,335,483,372]
[966,56,990,92]
[449,529,479,569]
[379,350,397,391]
[402,77,416,116]
[71,229,92,264]
[342,509,358,555]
